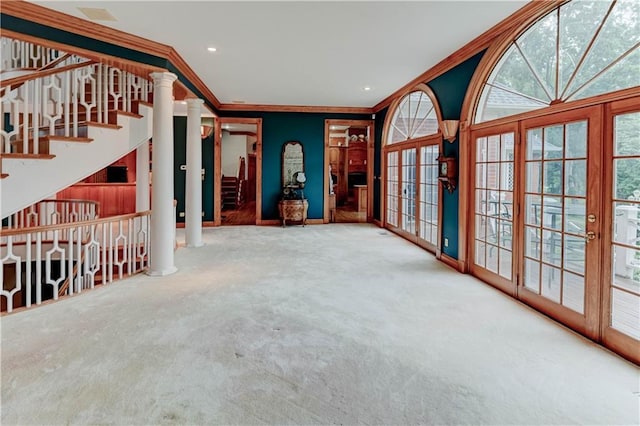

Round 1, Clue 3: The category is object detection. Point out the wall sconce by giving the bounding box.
[440,120,460,143]
[200,125,213,139]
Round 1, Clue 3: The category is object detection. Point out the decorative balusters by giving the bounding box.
[2,37,64,72]
[1,37,153,153]
[0,211,151,313]
[0,238,22,313]
[41,74,63,136]
[5,200,100,246]
[78,66,96,122]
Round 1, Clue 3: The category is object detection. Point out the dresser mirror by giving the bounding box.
[282,141,304,188]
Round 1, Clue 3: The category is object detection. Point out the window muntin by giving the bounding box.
[388,90,438,144]
[475,0,640,123]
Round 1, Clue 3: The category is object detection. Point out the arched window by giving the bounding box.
[383,85,443,251]
[475,0,639,123]
[387,86,440,144]
[465,0,640,364]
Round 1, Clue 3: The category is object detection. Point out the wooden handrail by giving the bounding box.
[0,210,150,237]
[39,198,100,208]
[0,60,97,88]
[37,52,74,71]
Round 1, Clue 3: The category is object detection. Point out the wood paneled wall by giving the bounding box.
[57,183,137,217]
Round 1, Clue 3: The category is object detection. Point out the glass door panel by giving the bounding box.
[400,148,417,235]
[610,111,640,340]
[473,132,515,282]
[523,120,588,314]
[418,144,439,248]
[386,151,399,227]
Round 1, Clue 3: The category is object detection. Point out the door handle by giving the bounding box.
[584,231,596,243]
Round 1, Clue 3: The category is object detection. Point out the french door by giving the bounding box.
[471,102,640,363]
[602,99,640,362]
[518,107,601,337]
[385,136,440,252]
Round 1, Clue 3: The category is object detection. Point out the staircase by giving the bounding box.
[1,37,154,219]
[221,176,239,210]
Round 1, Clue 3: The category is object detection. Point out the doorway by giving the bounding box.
[384,136,441,252]
[214,117,262,226]
[324,120,374,223]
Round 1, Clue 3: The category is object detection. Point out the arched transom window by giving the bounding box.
[387,86,440,144]
[475,0,639,123]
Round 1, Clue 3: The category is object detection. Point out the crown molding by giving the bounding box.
[1,0,222,110]
[220,103,373,115]
[372,0,558,113]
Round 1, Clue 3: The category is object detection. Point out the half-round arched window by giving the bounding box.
[386,85,441,144]
[475,0,639,123]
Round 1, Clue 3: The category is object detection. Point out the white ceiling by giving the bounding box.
[30,1,528,108]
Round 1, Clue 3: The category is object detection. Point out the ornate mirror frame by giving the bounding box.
[282,141,305,188]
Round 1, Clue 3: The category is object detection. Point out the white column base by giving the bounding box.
[146,266,178,277]
[186,242,205,248]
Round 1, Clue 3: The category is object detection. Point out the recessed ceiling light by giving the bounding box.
[363,86,372,91]
[231,100,246,104]
[207,47,217,52]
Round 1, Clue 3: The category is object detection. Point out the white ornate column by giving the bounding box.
[185,98,204,247]
[148,71,177,276]
[136,139,150,211]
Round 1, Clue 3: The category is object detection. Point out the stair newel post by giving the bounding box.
[185,98,204,248]
[147,71,178,276]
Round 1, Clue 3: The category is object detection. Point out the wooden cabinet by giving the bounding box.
[348,141,367,173]
[278,199,308,226]
[354,185,367,212]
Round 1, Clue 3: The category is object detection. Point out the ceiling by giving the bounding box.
[30,1,528,109]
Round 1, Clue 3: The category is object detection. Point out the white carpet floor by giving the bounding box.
[1,224,638,425]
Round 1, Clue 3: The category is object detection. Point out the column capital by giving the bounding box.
[149,72,177,86]
[186,98,204,107]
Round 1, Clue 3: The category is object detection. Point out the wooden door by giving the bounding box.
[518,106,602,338]
[601,98,640,364]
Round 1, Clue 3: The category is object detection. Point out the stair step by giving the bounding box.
[1,153,56,160]
[10,137,50,155]
[8,135,93,155]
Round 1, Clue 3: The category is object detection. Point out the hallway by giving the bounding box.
[1,224,638,425]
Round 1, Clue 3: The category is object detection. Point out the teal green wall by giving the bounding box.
[173,117,214,223]
[425,50,485,259]
[219,111,371,220]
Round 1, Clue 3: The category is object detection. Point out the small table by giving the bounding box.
[278,199,308,227]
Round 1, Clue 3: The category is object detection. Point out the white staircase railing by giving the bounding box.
[1,211,151,313]
[1,36,66,73]
[4,198,100,231]
[1,60,153,154]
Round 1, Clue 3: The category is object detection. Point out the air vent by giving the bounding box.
[77,7,117,22]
